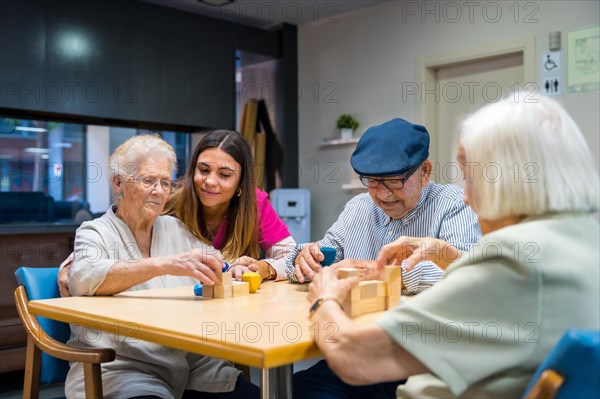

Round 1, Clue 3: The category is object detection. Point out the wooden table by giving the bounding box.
[28,281,381,398]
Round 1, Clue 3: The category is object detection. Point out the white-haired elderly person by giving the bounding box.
[305,95,599,398]
[65,134,258,399]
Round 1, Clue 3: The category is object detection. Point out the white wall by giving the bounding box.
[298,0,600,239]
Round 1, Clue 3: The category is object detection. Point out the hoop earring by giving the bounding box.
[236,188,242,197]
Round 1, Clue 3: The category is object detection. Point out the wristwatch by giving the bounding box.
[309,297,342,318]
[256,260,276,281]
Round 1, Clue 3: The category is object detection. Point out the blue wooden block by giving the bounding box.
[193,284,203,296]
[321,247,336,266]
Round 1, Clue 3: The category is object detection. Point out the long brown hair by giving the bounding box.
[165,130,259,260]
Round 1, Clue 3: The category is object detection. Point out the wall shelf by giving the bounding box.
[319,137,360,147]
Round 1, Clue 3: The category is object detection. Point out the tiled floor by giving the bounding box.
[0,370,64,399]
[0,359,320,398]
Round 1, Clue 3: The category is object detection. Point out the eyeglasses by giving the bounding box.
[129,176,175,193]
[359,167,419,190]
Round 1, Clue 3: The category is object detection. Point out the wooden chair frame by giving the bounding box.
[14,286,115,399]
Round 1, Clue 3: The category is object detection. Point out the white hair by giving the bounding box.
[459,94,599,219]
[108,134,176,202]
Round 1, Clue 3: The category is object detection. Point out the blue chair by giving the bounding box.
[14,267,115,399]
[523,329,600,399]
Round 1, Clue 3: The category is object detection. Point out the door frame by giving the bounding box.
[418,36,536,166]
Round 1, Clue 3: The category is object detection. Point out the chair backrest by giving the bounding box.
[14,267,70,384]
[523,329,600,399]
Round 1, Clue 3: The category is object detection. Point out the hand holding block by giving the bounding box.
[242,272,261,293]
[320,247,336,266]
[336,268,359,279]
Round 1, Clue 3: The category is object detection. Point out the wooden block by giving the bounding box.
[242,272,261,293]
[202,285,214,299]
[359,281,379,299]
[214,285,232,299]
[342,285,362,318]
[360,296,386,315]
[337,268,359,279]
[382,266,402,298]
[232,281,250,297]
[218,271,232,287]
[376,281,387,298]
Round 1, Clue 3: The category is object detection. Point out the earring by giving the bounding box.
[236,188,242,197]
[116,192,123,199]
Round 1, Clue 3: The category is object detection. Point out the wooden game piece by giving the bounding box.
[218,271,232,286]
[214,285,233,299]
[202,284,214,299]
[232,281,250,297]
[383,265,402,309]
[337,268,359,279]
[242,272,261,293]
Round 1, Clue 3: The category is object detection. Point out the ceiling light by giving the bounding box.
[24,148,50,154]
[15,126,48,133]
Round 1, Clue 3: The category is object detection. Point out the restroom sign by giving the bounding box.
[542,76,561,95]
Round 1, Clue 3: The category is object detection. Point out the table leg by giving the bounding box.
[261,364,292,399]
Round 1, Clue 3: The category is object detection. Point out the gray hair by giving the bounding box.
[108,134,177,199]
[459,94,599,219]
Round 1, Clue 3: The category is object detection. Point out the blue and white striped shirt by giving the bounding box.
[286,182,481,294]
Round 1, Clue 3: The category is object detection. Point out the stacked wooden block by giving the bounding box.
[337,266,402,318]
[202,271,250,299]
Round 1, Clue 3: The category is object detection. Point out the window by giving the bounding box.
[0,116,190,223]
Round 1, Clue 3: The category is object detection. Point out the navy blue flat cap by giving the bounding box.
[351,118,430,177]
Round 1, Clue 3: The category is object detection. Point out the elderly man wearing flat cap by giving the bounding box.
[287,118,480,399]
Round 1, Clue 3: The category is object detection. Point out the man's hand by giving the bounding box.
[376,236,460,271]
[293,243,325,283]
[332,259,380,280]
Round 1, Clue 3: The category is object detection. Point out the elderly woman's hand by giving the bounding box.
[169,248,224,285]
[308,267,359,305]
[58,263,71,297]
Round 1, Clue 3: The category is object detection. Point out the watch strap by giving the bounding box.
[309,297,342,317]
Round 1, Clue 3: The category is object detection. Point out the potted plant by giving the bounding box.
[336,114,359,139]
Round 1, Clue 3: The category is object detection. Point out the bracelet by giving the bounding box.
[309,297,342,318]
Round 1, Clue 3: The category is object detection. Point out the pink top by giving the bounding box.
[212,188,291,252]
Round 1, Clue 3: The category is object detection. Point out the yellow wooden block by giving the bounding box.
[232,281,250,297]
[242,272,261,293]
[214,285,232,299]
[202,285,214,299]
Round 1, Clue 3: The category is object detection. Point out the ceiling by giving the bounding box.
[141,0,386,29]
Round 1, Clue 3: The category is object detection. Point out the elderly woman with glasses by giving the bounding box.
[65,135,258,399]
[305,95,599,398]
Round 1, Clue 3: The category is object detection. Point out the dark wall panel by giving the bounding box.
[0,0,281,130]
